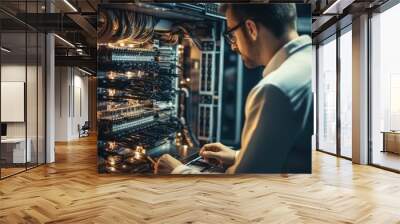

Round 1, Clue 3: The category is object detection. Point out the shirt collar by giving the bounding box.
[262,35,312,78]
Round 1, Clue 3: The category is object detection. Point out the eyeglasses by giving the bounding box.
[223,20,246,45]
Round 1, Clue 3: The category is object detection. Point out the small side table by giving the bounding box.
[381,131,400,154]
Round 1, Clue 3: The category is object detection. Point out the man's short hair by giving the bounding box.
[220,3,297,38]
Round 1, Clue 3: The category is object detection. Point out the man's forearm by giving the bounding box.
[235,150,241,161]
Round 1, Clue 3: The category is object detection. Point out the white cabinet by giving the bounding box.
[1,138,32,163]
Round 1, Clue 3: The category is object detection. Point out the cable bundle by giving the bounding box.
[98,8,157,44]
[98,87,176,102]
[98,76,173,91]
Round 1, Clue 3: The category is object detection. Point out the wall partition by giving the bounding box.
[0,1,46,179]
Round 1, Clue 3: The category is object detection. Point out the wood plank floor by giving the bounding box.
[1,167,26,178]
[1,135,400,224]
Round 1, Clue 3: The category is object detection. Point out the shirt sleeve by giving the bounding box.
[233,84,300,173]
[171,164,200,174]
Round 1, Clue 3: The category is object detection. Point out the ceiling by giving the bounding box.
[0,0,393,70]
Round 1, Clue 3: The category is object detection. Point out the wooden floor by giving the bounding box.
[372,150,400,171]
[1,167,26,178]
[1,164,44,178]
[1,136,400,223]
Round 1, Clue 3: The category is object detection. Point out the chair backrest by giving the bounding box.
[82,121,90,129]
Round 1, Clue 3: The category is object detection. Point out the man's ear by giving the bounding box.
[245,19,258,41]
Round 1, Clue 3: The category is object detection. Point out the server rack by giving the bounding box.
[97,3,229,173]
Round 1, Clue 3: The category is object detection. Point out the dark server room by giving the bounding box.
[96,3,311,174]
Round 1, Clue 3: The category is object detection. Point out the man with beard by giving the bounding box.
[155,3,313,174]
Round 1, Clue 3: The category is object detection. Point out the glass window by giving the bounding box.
[1,30,28,178]
[371,3,400,171]
[317,36,337,154]
[0,0,46,179]
[339,28,352,158]
[312,45,317,150]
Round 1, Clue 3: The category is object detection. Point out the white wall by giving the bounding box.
[1,65,43,137]
[1,64,46,164]
[1,65,26,139]
[72,73,89,138]
[55,66,69,141]
[54,67,89,141]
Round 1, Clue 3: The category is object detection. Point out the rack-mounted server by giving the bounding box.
[97,3,231,174]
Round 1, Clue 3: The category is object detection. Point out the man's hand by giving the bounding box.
[154,154,183,174]
[199,142,236,167]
